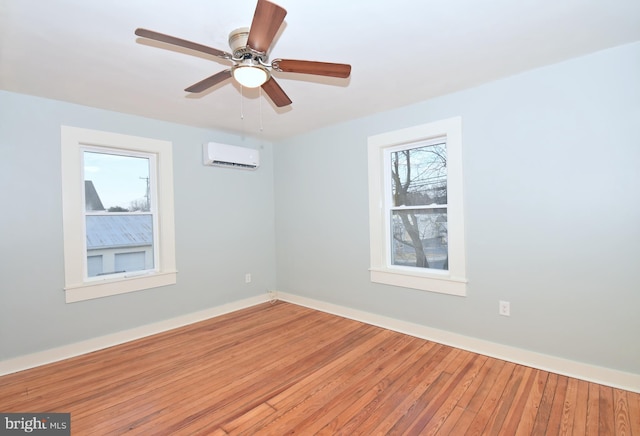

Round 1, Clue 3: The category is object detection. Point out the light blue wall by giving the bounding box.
[0,91,277,359]
[274,42,640,374]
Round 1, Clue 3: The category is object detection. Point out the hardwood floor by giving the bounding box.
[1,301,638,435]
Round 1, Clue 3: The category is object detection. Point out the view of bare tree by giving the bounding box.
[390,142,448,269]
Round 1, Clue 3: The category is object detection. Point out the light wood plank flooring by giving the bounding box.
[0,301,638,435]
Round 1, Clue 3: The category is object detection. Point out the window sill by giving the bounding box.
[65,271,177,303]
[369,268,467,296]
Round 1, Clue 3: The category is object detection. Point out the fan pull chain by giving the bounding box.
[240,85,244,120]
[259,87,264,132]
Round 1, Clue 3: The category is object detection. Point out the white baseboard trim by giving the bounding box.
[3,292,638,394]
[0,295,269,377]
[278,292,640,394]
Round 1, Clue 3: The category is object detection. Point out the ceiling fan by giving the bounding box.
[135,0,351,108]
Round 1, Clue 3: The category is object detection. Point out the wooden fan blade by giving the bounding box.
[135,28,232,59]
[272,59,351,78]
[185,70,232,93]
[261,77,292,107]
[246,0,287,53]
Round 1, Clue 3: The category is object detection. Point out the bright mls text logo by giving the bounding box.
[1,413,70,435]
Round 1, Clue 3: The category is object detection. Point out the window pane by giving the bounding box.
[86,215,154,276]
[84,151,151,212]
[391,208,448,270]
[87,255,103,278]
[83,150,155,279]
[390,142,447,207]
[115,251,147,273]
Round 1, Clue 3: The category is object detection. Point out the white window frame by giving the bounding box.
[368,116,467,296]
[61,126,177,303]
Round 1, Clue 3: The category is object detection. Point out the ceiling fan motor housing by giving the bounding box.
[229,27,254,59]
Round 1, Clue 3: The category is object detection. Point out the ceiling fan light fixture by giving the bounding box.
[232,63,269,88]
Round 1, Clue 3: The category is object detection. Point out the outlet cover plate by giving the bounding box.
[499,300,510,316]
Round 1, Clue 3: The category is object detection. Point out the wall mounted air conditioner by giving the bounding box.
[203,142,260,170]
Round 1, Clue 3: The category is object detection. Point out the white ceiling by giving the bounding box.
[2,0,639,141]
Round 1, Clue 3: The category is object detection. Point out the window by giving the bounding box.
[61,126,176,302]
[84,149,156,278]
[368,117,466,296]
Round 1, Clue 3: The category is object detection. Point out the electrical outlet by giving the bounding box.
[245,273,251,284]
[499,300,510,317]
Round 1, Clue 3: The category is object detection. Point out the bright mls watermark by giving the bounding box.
[1,413,70,435]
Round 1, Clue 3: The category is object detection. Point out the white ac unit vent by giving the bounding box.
[203,142,260,170]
